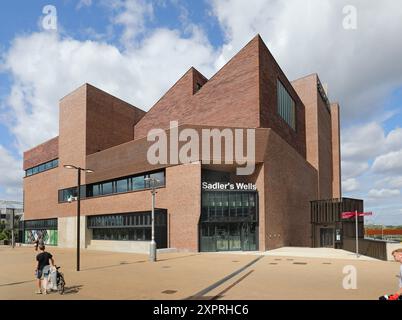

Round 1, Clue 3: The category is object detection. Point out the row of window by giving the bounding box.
[87,211,167,229]
[92,228,152,241]
[201,191,258,222]
[23,218,58,230]
[277,80,296,130]
[202,192,257,208]
[25,159,59,177]
[58,170,165,202]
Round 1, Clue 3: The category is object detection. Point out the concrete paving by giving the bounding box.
[262,247,379,261]
[0,246,400,300]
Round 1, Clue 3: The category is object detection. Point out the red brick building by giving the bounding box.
[22,35,343,252]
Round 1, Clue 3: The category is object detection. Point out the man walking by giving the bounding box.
[35,245,55,294]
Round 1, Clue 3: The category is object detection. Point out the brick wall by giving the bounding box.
[23,137,59,170]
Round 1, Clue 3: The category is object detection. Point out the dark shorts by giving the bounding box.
[36,265,51,280]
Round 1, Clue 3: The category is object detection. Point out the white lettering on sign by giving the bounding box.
[202,182,257,191]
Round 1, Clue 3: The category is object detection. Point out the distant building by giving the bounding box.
[0,200,23,228]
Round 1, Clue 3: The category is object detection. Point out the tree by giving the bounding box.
[0,221,11,241]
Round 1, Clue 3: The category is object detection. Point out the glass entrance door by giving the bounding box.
[200,190,259,252]
[216,225,229,251]
[241,223,257,251]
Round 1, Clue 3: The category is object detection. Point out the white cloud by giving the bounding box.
[341,123,402,179]
[341,122,385,161]
[1,29,217,153]
[368,188,401,199]
[0,146,23,200]
[342,178,359,192]
[375,176,402,189]
[77,0,93,10]
[372,150,402,174]
[210,0,402,123]
[384,127,402,151]
[104,0,154,46]
[341,160,369,180]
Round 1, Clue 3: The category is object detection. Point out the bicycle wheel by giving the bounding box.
[58,276,65,295]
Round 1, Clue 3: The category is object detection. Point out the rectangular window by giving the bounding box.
[102,182,113,195]
[277,79,296,130]
[149,171,165,187]
[132,176,145,191]
[116,179,128,193]
[92,184,100,197]
[25,158,59,177]
[59,169,165,201]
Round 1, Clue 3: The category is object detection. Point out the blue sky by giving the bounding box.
[0,0,401,225]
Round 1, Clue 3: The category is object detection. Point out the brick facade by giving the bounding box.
[23,35,342,252]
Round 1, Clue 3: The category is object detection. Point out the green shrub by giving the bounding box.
[0,229,11,241]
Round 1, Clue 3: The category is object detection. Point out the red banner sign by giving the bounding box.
[341,211,373,219]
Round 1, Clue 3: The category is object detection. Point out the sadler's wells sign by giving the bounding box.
[202,182,257,191]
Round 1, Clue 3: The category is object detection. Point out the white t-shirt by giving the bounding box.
[399,265,402,289]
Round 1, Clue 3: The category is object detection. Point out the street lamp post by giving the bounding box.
[144,177,159,262]
[355,210,359,258]
[64,165,94,271]
[8,208,15,249]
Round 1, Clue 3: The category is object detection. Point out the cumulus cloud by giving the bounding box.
[342,178,359,193]
[103,0,154,46]
[341,161,369,180]
[1,29,217,153]
[210,0,402,123]
[372,150,402,174]
[341,123,385,161]
[76,0,93,10]
[375,176,402,189]
[368,188,400,199]
[0,146,23,199]
[341,123,402,180]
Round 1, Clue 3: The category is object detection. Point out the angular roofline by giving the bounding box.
[23,136,59,155]
[143,66,208,115]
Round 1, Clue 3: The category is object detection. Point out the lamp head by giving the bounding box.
[64,165,77,170]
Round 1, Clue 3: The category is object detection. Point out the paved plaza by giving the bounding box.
[0,246,400,300]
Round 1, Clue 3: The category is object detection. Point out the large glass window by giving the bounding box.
[89,211,167,247]
[199,191,259,252]
[277,80,296,130]
[59,170,165,202]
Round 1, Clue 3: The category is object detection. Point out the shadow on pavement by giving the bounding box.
[81,260,146,272]
[62,285,83,295]
[0,280,36,287]
[157,254,199,262]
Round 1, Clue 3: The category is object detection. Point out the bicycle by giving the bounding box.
[50,266,65,295]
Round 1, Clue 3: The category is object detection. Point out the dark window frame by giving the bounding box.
[58,169,166,203]
[277,79,297,131]
[25,158,59,177]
